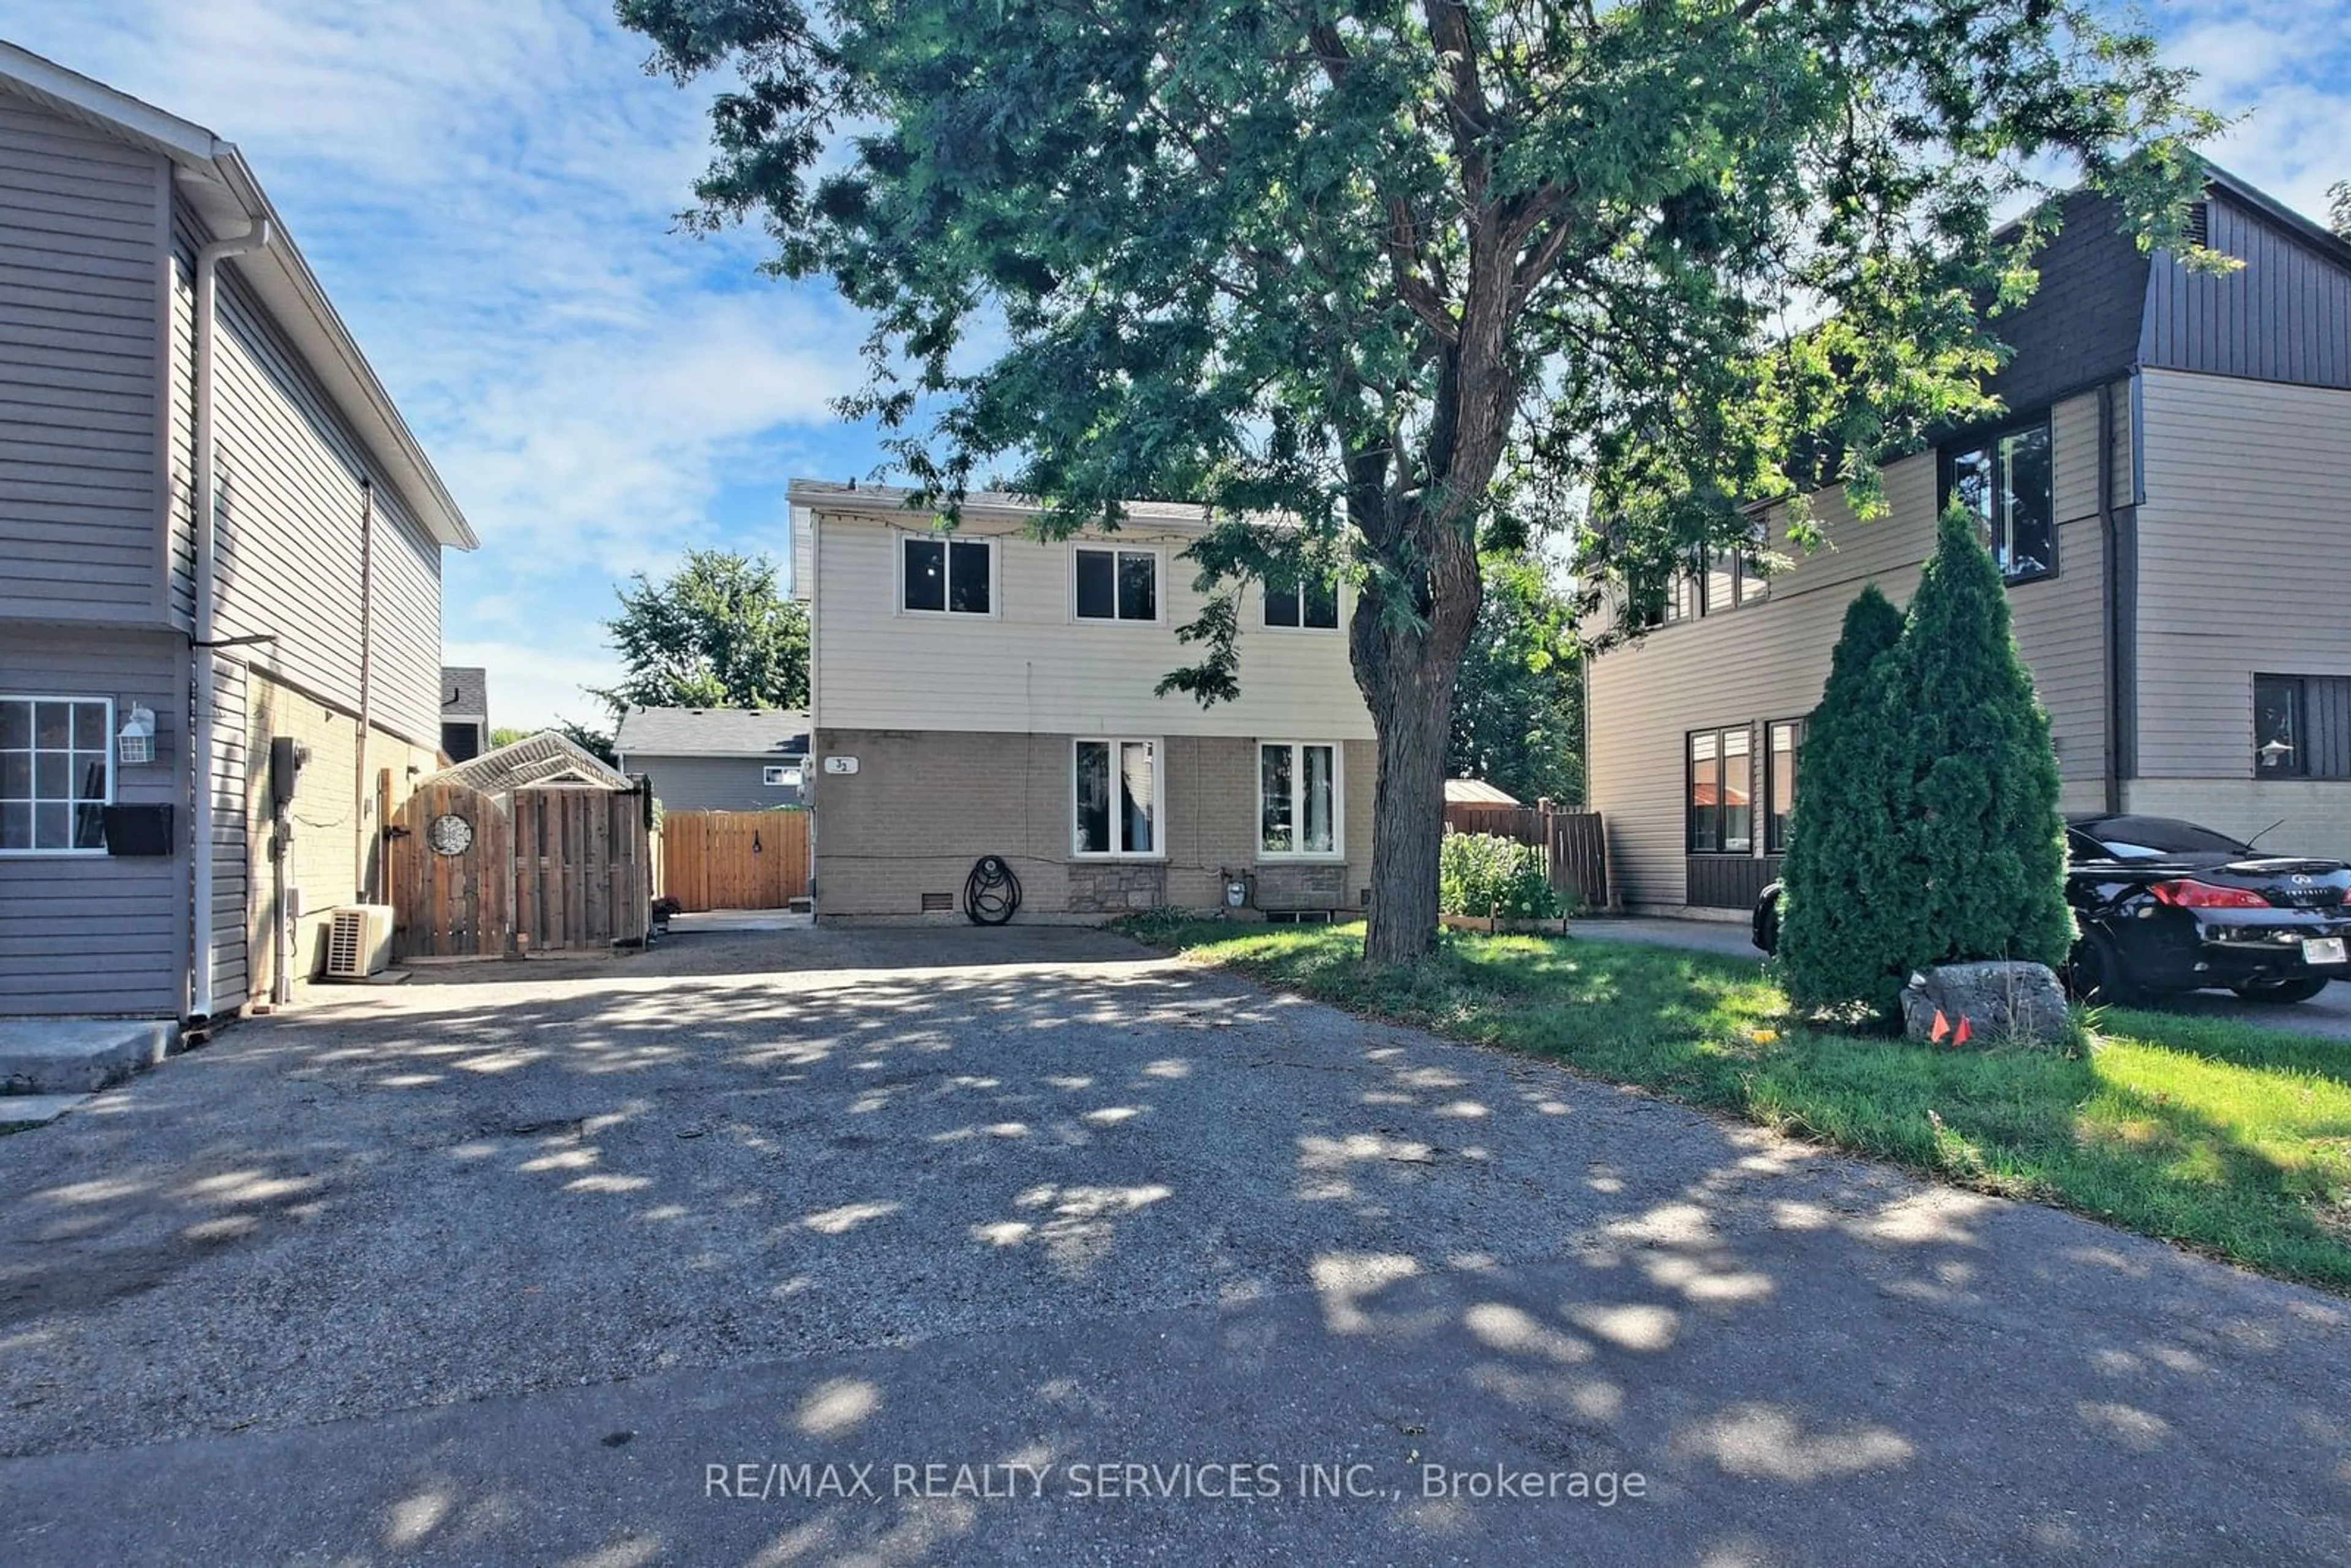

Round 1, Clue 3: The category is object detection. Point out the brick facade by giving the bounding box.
[812,729,1376,920]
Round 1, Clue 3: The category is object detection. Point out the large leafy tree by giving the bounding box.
[1447,560,1582,806]
[594,549,810,713]
[621,0,2212,961]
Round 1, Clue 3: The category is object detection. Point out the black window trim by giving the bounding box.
[1685,722,1758,857]
[1764,716,1807,855]
[1938,410,2058,587]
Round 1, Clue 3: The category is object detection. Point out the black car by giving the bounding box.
[1751,814,2351,1005]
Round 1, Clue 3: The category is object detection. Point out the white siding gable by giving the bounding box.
[811,506,1374,740]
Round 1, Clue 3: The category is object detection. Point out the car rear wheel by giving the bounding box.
[2229,976,2330,1004]
[2066,932,2136,1005]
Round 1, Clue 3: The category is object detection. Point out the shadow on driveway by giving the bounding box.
[1,925,2345,1564]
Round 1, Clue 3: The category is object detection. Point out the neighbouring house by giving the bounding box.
[440,666,489,762]
[787,481,1376,920]
[0,42,474,1021]
[1585,167,2351,917]
[613,705,810,809]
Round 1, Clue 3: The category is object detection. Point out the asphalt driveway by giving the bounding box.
[2,924,2347,1565]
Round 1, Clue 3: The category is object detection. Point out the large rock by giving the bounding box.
[1900,961,2071,1047]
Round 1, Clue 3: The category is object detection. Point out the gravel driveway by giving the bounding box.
[2,923,2347,1565]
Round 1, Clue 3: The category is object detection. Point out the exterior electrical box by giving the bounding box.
[269,736,309,812]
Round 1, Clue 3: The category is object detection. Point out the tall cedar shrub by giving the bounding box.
[1775,584,1909,1014]
[1881,510,2073,986]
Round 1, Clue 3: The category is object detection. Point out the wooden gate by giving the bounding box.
[659,809,811,912]
[388,780,513,959]
[512,786,653,953]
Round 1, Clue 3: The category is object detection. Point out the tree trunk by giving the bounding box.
[1362,650,1457,964]
[1354,497,1485,966]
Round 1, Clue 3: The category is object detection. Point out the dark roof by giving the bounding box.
[612,706,810,760]
[440,666,489,718]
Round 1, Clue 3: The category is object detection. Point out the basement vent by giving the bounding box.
[1264,909,1333,926]
[921,892,954,912]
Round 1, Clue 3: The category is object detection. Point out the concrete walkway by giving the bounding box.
[2,925,2345,1564]
[1572,915,1764,961]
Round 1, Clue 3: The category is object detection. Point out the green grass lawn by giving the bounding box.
[1132,918,2351,1289]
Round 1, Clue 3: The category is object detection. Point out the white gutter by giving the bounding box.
[190,219,271,1024]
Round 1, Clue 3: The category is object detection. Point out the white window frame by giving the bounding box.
[895,530,1000,618]
[1070,737,1165,860]
[1069,542,1166,625]
[0,694,116,857]
[1257,740,1344,860]
[1260,575,1343,632]
[762,764,802,788]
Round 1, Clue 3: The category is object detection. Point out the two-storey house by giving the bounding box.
[1586,168,2351,917]
[786,481,1376,920]
[0,43,474,1021]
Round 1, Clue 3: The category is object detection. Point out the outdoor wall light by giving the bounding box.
[116,703,156,765]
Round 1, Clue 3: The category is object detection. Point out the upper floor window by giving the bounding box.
[2255,673,2351,779]
[1074,546,1160,623]
[1,696,113,853]
[1659,542,1766,626]
[1074,737,1160,857]
[902,534,994,615]
[1687,726,1752,855]
[1260,741,1340,857]
[1941,416,2055,584]
[1264,572,1340,630]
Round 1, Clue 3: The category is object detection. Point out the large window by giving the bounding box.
[1264,572,1340,629]
[2255,673,2351,778]
[1766,719,1805,853]
[1687,726,1752,855]
[1074,546,1160,623]
[1,696,113,853]
[901,534,994,615]
[1942,416,2055,584]
[1074,738,1160,857]
[1260,742,1340,857]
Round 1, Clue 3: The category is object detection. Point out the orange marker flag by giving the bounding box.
[1930,1010,1951,1043]
[1954,1016,1974,1046]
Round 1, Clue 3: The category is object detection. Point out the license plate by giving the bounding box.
[2304,937,2348,966]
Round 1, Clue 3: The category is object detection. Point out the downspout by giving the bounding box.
[2098,379,2122,817]
[190,218,271,1025]
[354,478,375,901]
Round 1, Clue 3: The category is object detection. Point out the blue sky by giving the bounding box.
[1,1,2345,729]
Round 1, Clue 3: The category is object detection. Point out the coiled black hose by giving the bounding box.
[964,854,1021,925]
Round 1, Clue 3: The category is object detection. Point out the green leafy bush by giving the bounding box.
[1439,832,1564,920]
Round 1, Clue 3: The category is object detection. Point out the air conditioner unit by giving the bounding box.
[324,904,395,980]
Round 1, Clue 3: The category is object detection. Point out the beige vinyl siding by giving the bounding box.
[0,627,186,1016]
[811,509,1374,741]
[0,97,163,622]
[2133,369,2351,780]
[1586,388,2123,909]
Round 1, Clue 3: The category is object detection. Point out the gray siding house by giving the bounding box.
[1587,170,2351,915]
[0,43,474,1019]
[440,666,489,762]
[614,707,810,810]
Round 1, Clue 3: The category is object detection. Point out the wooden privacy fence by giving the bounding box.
[389,780,651,960]
[1442,802,1609,912]
[512,787,651,953]
[658,809,811,912]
